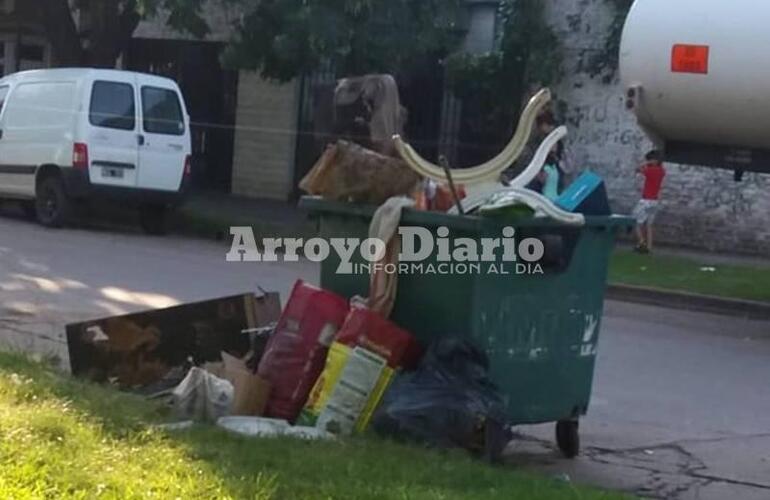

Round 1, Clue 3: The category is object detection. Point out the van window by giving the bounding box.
[90,81,136,130]
[141,86,184,136]
[0,85,8,115]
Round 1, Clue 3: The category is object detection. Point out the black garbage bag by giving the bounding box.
[372,337,510,461]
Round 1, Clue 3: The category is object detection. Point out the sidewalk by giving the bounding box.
[173,191,315,240]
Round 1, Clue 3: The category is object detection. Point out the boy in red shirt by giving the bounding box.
[632,150,666,253]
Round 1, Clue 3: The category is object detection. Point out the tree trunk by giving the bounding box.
[38,0,84,66]
[84,0,141,68]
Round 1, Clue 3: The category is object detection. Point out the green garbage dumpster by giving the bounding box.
[300,196,634,457]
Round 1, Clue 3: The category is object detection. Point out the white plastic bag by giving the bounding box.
[217,416,290,438]
[172,367,234,422]
[217,417,334,440]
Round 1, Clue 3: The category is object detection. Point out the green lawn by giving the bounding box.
[0,352,629,499]
[609,250,770,302]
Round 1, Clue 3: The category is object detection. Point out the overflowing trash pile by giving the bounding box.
[65,281,506,457]
[64,76,630,463]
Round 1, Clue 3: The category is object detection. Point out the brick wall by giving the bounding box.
[230,71,299,201]
[544,0,770,255]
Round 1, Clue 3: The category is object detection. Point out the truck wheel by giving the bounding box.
[555,420,580,459]
[139,204,168,236]
[35,176,72,228]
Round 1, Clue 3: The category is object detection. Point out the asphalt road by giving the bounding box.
[0,213,768,499]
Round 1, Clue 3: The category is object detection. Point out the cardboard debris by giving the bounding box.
[221,352,271,417]
[66,292,281,388]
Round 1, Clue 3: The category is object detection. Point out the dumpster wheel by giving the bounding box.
[555,420,580,458]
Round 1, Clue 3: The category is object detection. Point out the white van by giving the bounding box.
[0,68,191,234]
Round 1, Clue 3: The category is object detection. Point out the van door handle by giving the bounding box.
[137,134,145,146]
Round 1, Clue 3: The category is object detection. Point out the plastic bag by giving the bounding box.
[314,346,388,435]
[300,306,422,433]
[372,338,509,460]
[217,416,290,438]
[217,416,335,440]
[171,367,234,422]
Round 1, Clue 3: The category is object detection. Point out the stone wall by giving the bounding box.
[544,0,770,255]
[230,71,299,201]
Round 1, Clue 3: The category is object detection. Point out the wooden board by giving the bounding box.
[66,293,281,388]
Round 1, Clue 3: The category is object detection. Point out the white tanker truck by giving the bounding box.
[619,0,770,178]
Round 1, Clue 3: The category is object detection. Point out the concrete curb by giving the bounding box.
[606,284,770,320]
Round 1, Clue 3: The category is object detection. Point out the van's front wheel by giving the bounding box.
[36,176,72,228]
[139,204,168,236]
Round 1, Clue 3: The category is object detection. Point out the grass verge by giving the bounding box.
[609,250,770,302]
[0,352,629,499]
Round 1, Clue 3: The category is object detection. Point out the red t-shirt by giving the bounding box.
[641,162,666,200]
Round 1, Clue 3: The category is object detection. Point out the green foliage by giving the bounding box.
[447,0,562,102]
[445,0,562,149]
[496,0,563,89]
[224,0,465,81]
[45,0,209,66]
[141,0,210,38]
[67,0,209,37]
[587,0,633,80]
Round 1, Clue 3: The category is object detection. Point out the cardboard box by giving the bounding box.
[222,352,271,416]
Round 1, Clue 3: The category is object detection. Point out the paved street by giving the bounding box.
[511,301,770,499]
[0,214,768,499]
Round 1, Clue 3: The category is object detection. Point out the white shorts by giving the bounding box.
[632,199,660,224]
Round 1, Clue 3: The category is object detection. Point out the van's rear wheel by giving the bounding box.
[36,176,72,228]
[139,204,168,235]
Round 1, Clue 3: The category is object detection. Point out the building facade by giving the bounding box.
[132,1,299,200]
[0,0,51,76]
